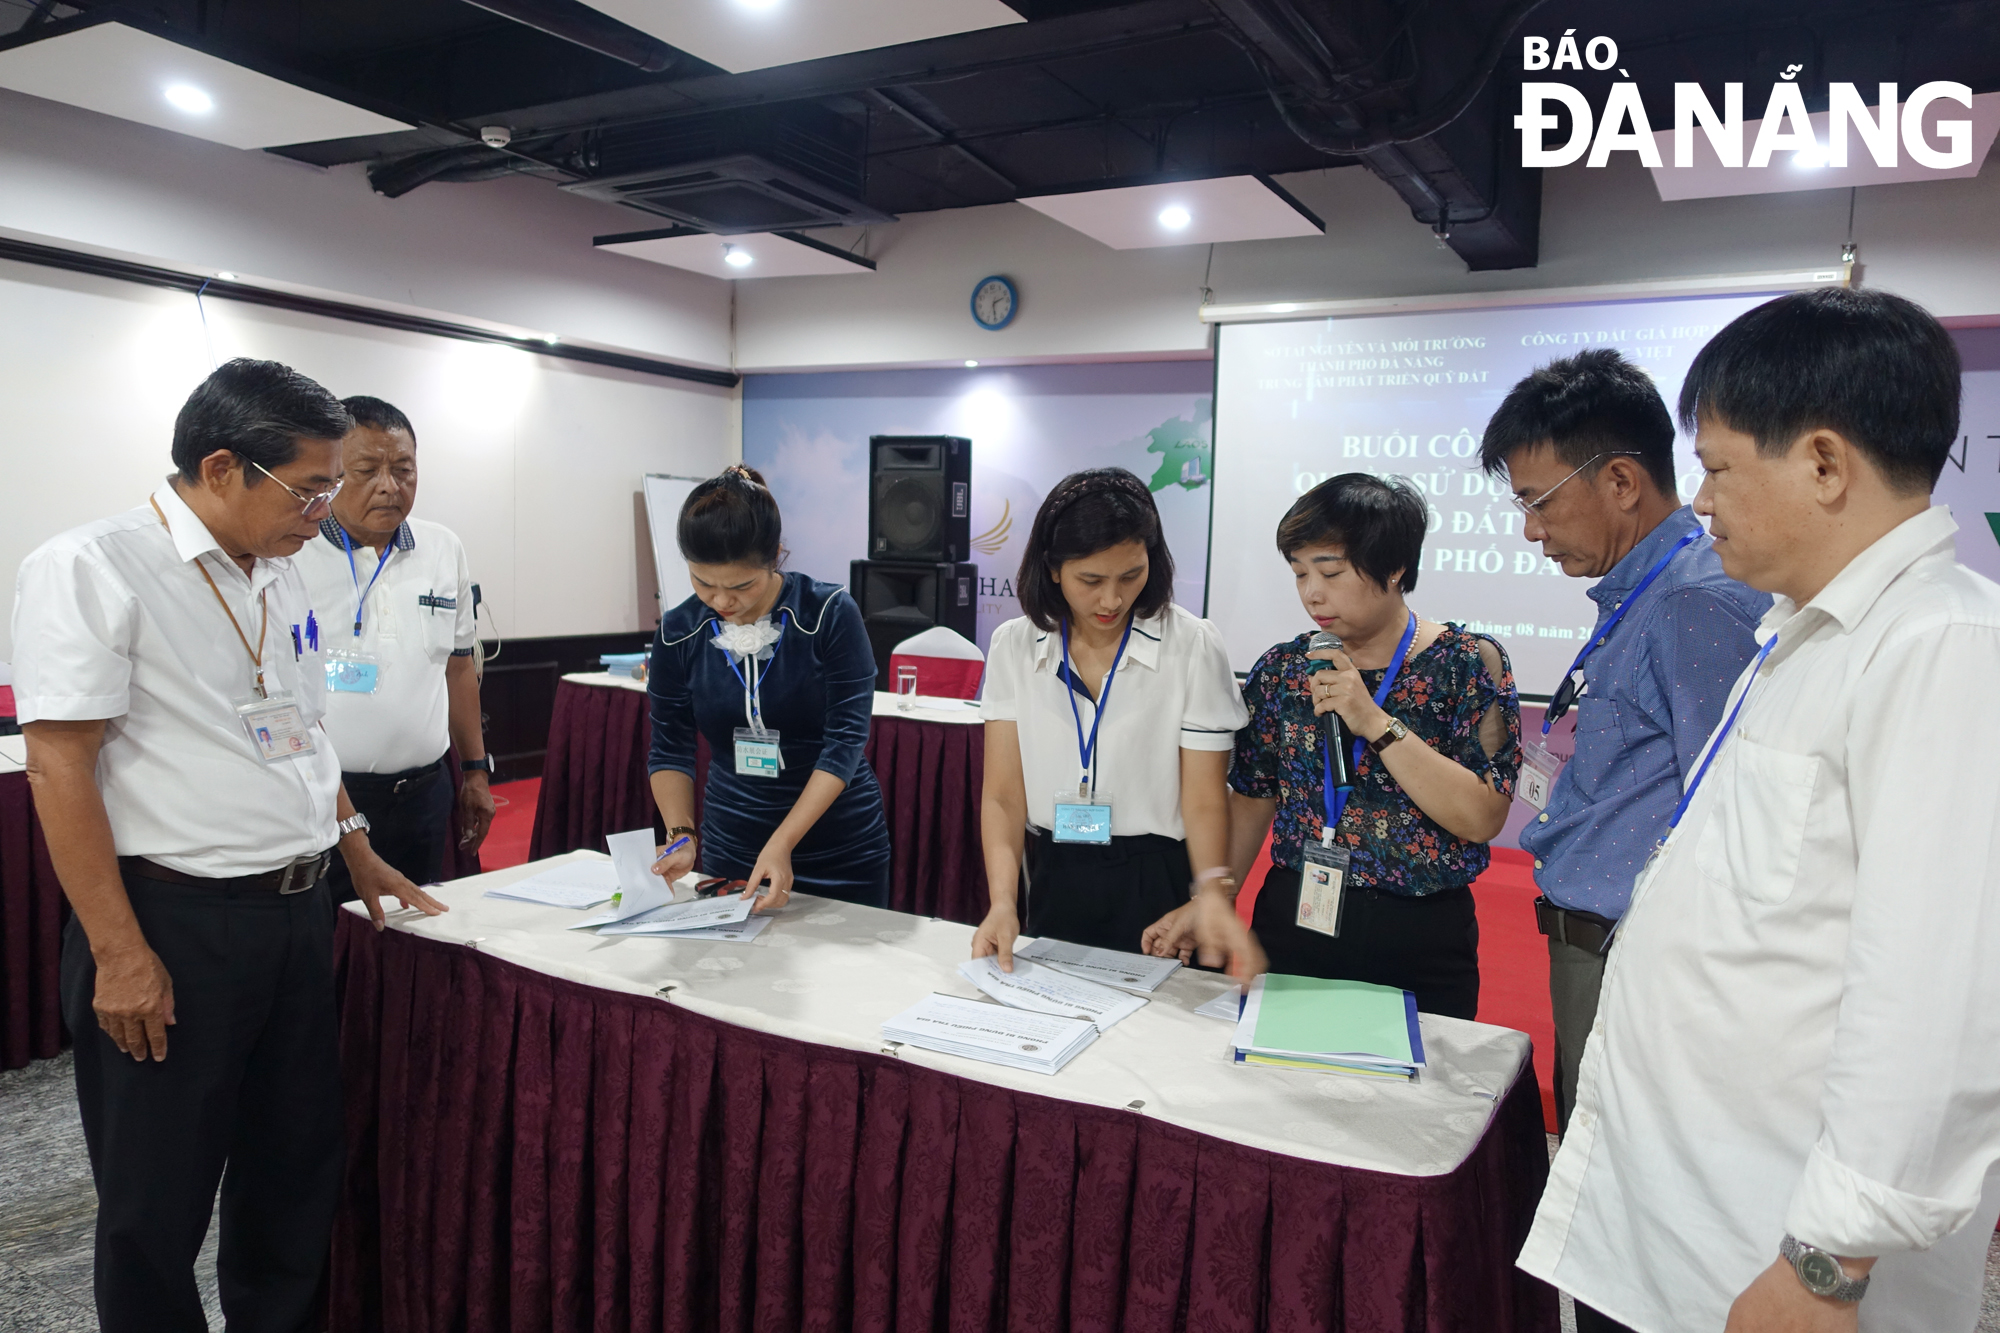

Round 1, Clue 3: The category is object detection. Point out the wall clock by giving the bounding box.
[970,274,1017,330]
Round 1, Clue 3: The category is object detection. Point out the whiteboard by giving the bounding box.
[643,473,704,620]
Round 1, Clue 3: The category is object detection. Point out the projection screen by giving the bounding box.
[1207,288,1798,690]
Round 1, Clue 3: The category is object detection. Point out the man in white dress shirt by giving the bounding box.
[12,360,445,1332]
[1518,288,2000,1333]
[293,396,493,898]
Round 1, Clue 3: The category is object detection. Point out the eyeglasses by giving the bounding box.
[245,457,343,518]
[1509,452,1643,517]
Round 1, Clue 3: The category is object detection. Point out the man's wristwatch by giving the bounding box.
[1780,1235,1870,1302]
[336,813,372,840]
[1371,717,1411,750]
[461,755,495,775]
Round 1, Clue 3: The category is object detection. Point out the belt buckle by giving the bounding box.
[277,853,324,895]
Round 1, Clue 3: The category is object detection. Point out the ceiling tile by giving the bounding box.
[0,23,410,150]
[1015,175,1323,250]
[580,0,1023,75]
[596,229,876,279]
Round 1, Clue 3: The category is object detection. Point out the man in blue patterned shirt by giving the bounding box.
[1481,350,1769,1142]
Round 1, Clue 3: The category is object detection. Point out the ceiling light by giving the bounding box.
[735,0,781,10]
[722,245,754,268]
[214,271,236,281]
[542,334,560,344]
[1157,205,1192,230]
[163,83,213,115]
[964,360,979,368]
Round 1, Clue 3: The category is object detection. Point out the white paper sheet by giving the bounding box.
[1195,990,1245,1022]
[634,913,773,943]
[482,859,620,909]
[881,992,1098,1075]
[1011,937,1181,993]
[566,830,677,928]
[592,893,755,935]
[957,957,1146,1031]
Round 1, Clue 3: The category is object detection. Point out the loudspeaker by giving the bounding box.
[849,559,978,689]
[869,435,971,564]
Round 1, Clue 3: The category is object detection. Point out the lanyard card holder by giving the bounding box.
[238,693,317,763]
[733,727,783,778]
[1520,737,1565,811]
[326,648,382,695]
[1052,787,1112,845]
[1297,835,1351,938]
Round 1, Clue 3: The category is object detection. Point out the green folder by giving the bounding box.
[1250,975,1423,1064]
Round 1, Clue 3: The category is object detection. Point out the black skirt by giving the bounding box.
[1250,864,1480,1020]
[1022,829,1190,955]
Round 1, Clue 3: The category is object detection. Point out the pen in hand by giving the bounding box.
[649,834,692,876]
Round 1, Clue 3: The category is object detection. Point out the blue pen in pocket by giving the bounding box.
[305,611,319,652]
[291,625,302,660]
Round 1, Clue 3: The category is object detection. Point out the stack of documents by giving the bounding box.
[489,831,764,939]
[957,956,1145,1031]
[1011,937,1179,993]
[1230,974,1426,1081]
[881,993,1098,1075]
[483,859,621,909]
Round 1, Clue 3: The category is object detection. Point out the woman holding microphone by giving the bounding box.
[1149,473,1520,1016]
[647,465,891,909]
[972,468,1247,964]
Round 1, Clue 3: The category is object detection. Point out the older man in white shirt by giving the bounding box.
[1518,288,2000,1333]
[13,360,445,1332]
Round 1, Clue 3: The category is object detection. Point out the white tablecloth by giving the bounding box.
[347,851,1531,1177]
[560,672,984,726]
[0,735,24,772]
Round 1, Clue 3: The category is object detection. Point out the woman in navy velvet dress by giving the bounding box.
[646,466,891,910]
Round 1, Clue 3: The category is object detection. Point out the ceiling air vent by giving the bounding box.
[563,105,894,233]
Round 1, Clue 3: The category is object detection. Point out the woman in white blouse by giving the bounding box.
[972,468,1248,963]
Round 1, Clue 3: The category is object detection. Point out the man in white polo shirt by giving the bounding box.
[12,359,445,1332]
[294,396,493,897]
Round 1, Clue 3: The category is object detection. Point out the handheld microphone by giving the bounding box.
[1307,630,1353,790]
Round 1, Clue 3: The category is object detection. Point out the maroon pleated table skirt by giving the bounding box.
[528,678,990,925]
[0,769,64,1071]
[0,753,482,1071]
[331,916,1556,1333]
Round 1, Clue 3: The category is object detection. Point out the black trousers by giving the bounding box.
[1023,829,1189,955]
[61,870,342,1333]
[1250,864,1481,1020]
[324,755,452,903]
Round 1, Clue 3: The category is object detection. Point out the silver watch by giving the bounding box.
[1780,1235,1870,1302]
[336,812,372,840]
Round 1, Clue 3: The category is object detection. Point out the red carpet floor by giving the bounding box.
[483,780,1558,1131]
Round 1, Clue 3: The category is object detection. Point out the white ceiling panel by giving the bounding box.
[1016,175,1324,250]
[0,23,411,150]
[596,229,875,279]
[1648,92,2000,201]
[582,0,1023,74]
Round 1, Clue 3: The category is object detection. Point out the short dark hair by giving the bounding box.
[677,465,783,567]
[1016,468,1175,631]
[1276,472,1427,593]
[340,395,417,444]
[171,358,351,484]
[1677,287,1961,493]
[1480,348,1678,493]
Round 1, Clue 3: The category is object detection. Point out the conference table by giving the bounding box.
[331,851,1556,1333]
[530,671,991,924]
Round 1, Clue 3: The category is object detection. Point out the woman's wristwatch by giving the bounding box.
[1371,717,1411,749]
[667,825,696,844]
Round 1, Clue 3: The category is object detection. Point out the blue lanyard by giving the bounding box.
[1322,612,1419,835]
[713,613,788,730]
[1060,615,1135,795]
[1543,531,1698,735]
[337,526,396,637]
[1660,633,1779,843]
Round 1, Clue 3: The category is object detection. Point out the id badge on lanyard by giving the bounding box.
[1298,614,1416,937]
[719,618,785,778]
[1519,737,1564,810]
[326,649,382,694]
[1052,617,1132,845]
[238,693,317,763]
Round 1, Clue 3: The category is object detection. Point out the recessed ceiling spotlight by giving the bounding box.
[215,271,237,281]
[964,360,979,367]
[723,245,754,268]
[1157,205,1192,230]
[164,83,214,115]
